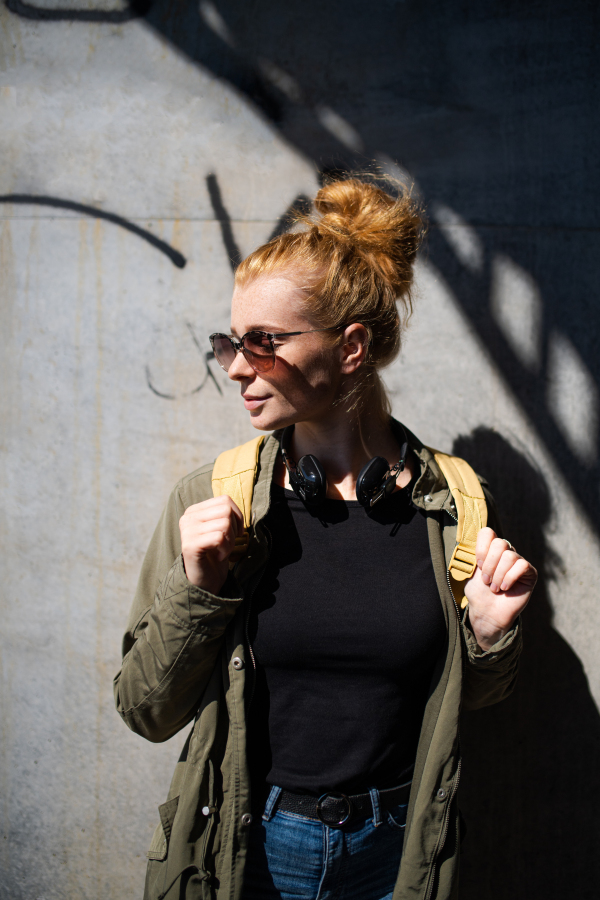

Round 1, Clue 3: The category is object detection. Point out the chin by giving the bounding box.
[247,406,298,433]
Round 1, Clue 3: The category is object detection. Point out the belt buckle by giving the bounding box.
[316,792,353,828]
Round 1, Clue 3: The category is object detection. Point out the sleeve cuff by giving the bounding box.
[156,555,244,628]
[462,613,521,665]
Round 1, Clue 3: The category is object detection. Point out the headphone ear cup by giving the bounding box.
[296,454,327,506]
[356,456,390,508]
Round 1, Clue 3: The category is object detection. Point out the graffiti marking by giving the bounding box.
[205,174,242,272]
[5,0,151,23]
[145,176,314,400]
[0,194,186,268]
[145,323,223,401]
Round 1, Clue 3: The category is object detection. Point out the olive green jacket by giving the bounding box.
[114,425,522,900]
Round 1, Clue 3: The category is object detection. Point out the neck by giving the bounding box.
[280,405,413,501]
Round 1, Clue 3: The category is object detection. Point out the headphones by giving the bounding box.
[280,424,409,510]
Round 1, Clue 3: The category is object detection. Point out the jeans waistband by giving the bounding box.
[264,779,412,829]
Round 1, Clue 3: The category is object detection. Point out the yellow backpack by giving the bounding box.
[211,436,486,609]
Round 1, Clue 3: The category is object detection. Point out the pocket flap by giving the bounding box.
[146,821,168,861]
[159,796,180,843]
[147,795,180,861]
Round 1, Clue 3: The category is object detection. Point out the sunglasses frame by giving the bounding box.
[209,327,344,374]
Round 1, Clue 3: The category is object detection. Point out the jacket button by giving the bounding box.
[436,788,447,800]
[241,813,253,826]
[232,657,244,670]
[425,494,433,503]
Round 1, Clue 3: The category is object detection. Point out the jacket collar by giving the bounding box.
[251,418,456,524]
[396,422,455,516]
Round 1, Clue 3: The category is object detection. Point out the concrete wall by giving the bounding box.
[1,2,599,898]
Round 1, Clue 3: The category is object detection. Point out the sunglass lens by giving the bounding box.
[211,334,237,371]
[243,332,275,372]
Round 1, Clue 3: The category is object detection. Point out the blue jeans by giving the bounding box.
[242,786,407,900]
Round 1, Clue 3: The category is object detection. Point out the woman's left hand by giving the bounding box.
[464,527,537,652]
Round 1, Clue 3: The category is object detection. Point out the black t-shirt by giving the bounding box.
[247,470,446,798]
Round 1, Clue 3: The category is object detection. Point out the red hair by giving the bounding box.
[235,177,425,417]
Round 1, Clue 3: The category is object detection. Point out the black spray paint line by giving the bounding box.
[268,194,312,241]
[147,177,307,400]
[0,195,186,268]
[5,0,151,23]
[205,174,242,271]
[205,175,312,266]
[186,323,223,395]
[145,324,223,400]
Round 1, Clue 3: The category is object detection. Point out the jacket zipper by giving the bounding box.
[443,505,463,622]
[423,757,462,900]
[244,580,259,708]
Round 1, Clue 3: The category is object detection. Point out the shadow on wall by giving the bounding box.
[139,0,600,536]
[453,428,600,900]
[5,0,600,534]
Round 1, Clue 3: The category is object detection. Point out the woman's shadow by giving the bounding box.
[452,428,600,900]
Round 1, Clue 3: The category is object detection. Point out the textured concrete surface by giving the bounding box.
[1,2,599,899]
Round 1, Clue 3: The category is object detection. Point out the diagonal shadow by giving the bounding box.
[133,0,600,536]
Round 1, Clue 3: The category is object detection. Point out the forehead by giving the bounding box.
[231,272,314,332]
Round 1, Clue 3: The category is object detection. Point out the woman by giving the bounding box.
[114,177,536,900]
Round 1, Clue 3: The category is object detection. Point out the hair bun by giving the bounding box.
[311,177,424,296]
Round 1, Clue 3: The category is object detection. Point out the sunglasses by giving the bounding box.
[209,327,343,374]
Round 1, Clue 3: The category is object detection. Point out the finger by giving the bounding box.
[183,530,236,561]
[182,499,244,534]
[185,495,243,519]
[475,527,497,567]
[206,495,244,531]
[481,537,517,586]
[184,505,240,532]
[499,558,536,593]
[182,515,237,539]
[488,551,522,592]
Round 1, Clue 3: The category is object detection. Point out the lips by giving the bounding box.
[242,395,269,410]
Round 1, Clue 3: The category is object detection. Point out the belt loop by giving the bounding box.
[369,787,383,827]
[262,786,282,821]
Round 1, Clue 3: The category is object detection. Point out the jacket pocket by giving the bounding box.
[147,796,180,861]
[198,760,217,870]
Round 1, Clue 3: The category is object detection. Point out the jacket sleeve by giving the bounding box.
[113,477,243,743]
[461,615,522,710]
[461,481,523,711]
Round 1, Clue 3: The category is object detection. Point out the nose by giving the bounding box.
[227,346,255,382]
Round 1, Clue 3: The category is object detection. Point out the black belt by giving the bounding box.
[275,780,412,829]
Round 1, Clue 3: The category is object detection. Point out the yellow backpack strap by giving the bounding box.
[212,435,265,562]
[431,451,488,609]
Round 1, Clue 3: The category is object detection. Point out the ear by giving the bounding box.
[339,323,369,374]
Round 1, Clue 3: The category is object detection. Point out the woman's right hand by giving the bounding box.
[179,496,244,595]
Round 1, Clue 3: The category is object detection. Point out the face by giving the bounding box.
[227,272,345,432]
